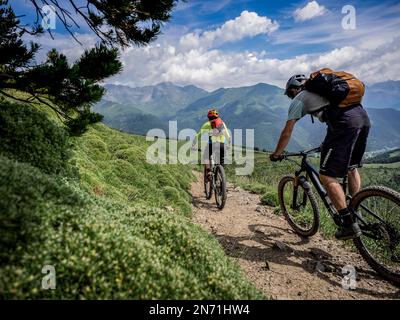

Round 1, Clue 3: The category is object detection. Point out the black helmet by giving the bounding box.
[284,74,307,97]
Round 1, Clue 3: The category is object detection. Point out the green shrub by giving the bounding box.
[0,102,73,176]
[163,186,181,202]
[241,183,268,194]
[0,112,262,299]
[0,155,262,299]
[72,124,194,216]
[273,207,281,215]
[260,191,279,207]
[0,156,85,265]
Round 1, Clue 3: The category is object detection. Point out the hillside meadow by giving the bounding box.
[0,101,263,299]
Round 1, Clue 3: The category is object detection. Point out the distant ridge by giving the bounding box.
[97,81,400,151]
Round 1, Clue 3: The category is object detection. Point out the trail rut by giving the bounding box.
[190,171,400,300]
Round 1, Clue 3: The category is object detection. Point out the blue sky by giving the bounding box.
[12,0,400,90]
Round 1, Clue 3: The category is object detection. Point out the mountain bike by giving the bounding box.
[204,153,227,210]
[277,146,400,284]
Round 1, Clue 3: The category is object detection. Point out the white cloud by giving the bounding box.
[26,7,400,91]
[276,2,400,47]
[293,1,326,22]
[108,36,400,91]
[24,32,98,63]
[180,11,279,50]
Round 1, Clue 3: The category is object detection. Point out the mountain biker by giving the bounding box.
[270,74,371,240]
[192,109,231,180]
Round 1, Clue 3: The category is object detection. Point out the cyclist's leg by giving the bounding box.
[348,168,361,196]
[219,143,225,166]
[320,175,347,210]
[319,125,363,239]
[203,144,211,177]
[348,125,370,196]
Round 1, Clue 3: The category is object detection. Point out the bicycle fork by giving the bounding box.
[291,176,308,210]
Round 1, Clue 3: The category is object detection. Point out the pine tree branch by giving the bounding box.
[29,0,55,40]
[68,0,110,44]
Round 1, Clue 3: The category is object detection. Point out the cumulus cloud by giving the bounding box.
[28,8,400,91]
[24,32,98,63]
[108,36,400,90]
[293,1,326,22]
[179,11,279,50]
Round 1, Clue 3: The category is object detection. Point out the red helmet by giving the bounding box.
[207,109,219,119]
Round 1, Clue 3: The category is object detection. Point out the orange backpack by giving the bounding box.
[210,118,224,130]
[305,68,365,107]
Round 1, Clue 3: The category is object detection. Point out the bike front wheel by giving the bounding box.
[278,175,320,237]
[351,186,400,285]
[214,165,227,210]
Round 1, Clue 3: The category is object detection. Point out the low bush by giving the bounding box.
[0,102,73,176]
[260,191,279,207]
[0,120,263,299]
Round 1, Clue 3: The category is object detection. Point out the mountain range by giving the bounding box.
[94,81,400,152]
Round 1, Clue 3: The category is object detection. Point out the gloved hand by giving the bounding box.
[269,153,284,162]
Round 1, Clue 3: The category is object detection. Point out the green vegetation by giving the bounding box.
[0,102,262,299]
[362,165,400,191]
[0,102,73,176]
[260,192,279,207]
[365,148,400,164]
[365,162,400,169]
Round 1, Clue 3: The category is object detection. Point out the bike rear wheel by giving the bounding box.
[204,167,212,199]
[278,175,320,237]
[350,186,400,285]
[214,165,227,210]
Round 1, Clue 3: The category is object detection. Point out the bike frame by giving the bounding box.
[285,147,386,229]
[287,147,341,225]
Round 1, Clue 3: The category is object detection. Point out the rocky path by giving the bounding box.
[190,171,400,300]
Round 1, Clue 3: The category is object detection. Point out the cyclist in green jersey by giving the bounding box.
[192,109,231,180]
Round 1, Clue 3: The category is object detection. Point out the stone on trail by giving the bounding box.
[273,240,294,253]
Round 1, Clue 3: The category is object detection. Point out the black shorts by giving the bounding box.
[203,142,225,165]
[319,105,370,178]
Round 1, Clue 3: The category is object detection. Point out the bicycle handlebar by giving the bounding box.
[282,146,321,158]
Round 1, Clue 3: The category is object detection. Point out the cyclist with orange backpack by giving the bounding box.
[192,109,231,180]
[270,69,371,240]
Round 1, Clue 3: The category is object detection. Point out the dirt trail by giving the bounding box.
[190,171,400,300]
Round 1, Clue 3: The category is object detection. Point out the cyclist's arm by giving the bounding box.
[223,123,231,145]
[273,119,297,156]
[193,122,211,146]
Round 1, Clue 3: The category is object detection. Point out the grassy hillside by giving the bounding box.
[365,148,400,164]
[0,102,262,299]
[365,162,400,168]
